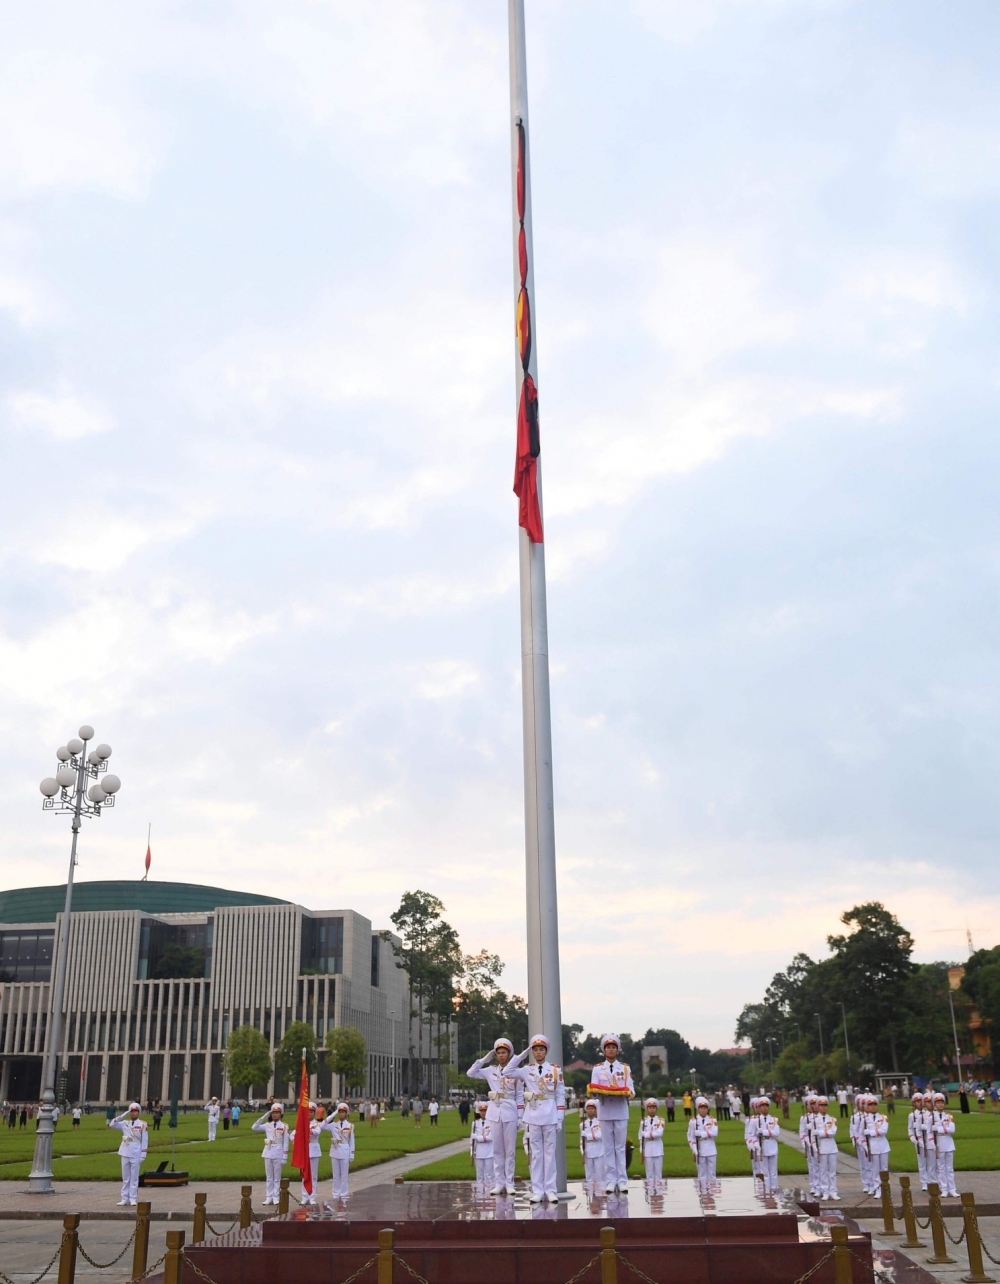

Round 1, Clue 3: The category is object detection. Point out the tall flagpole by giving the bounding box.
[508,0,566,1192]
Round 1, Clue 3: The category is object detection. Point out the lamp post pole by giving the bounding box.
[948,990,964,1087]
[29,726,120,1194]
[814,1013,827,1096]
[841,1002,852,1082]
[389,1010,396,1101]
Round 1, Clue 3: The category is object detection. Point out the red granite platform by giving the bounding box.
[183,1179,875,1284]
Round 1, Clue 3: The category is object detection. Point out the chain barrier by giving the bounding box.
[395,1253,434,1284]
[975,1228,1000,1267]
[287,1187,303,1204]
[183,1257,226,1284]
[943,1221,967,1247]
[131,1251,168,1282]
[76,1223,138,1269]
[617,1251,666,1284]
[914,1213,932,1229]
[557,1253,601,1284]
[205,1216,241,1236]
[0,1234,68,1284]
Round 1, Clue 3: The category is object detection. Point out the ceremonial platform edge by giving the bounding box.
[179,1178,876,1284]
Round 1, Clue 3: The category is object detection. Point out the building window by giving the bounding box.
[300,917,343,975]
[137,919,210,979]
[0,929,55,982]
[371,935,380,987]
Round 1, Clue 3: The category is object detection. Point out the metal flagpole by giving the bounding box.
[508,0,566,1193]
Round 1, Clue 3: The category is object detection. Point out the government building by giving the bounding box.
[0,880,442,1106]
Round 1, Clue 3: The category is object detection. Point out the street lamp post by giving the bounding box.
[766,1037,776,1089]
[814,1013,828,1096]
[840,1002,852,1082]
[389,1010,396,1102]
[29,725,121,1194]
[948,990,964,1087]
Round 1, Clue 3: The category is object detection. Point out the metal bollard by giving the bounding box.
[57,1213,79,1284]
[278,1177,290,1215]
[193,1192,207,1244]
[164,1229,185,1284]
[899,1177,924,1249]
[926,1182,956,1265]
[879,1171,900,1237]
[132,1201,151,1279]
[601,1226,618,1284]
[831,1224,854,1284]
[960,1192,996,1284]
[378,1227,395,1284]
[239,1184,253,1229]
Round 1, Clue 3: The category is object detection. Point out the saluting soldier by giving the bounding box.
[108,1103,149,1206]
[509,1033,566,1203]
[467,1038,526,1196]
[252,1102,289,1205]
[322,1102,356,1200]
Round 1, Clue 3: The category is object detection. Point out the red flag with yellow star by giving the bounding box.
[291,1051,312,1196]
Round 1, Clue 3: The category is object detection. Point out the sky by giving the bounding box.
[2,0,999,1051]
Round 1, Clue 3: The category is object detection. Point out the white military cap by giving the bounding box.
[695,1096,709,1107]
[644,1097,659,1108]
[476,1100,488,1111]
[129,1102,142,1112]
[817,1095,828,1105]
[494,1038,514,1054]
[757,1095,771,1105]
[529,1032,549,1049]
[600,1033,620,1050]
[308,1101,317,1110]
[336,1102,350,1112]
[270,1103,284,1113]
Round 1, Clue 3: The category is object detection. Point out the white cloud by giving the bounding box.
[6,390,113,441]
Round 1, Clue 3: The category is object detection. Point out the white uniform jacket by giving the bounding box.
[860,1113,890,1155]
[587,1060,635,1121]
[322,1118,356,1160]
[799,1112,819,1156]
[205,1103,220,1123]
[470,1118,494,1158]
[745,1115,779,1156]
[932,1111,956,1153]
[815,1115,838,1154]
[908,1109,935,1153]
[687,1115,718,1156]
[580,1118,603,1157]
[289,1119,324,1159]
[109,1115,149,1159]
[639,1116,665,1157]
[511,1059,565,1128]
[252,1116,290,1159]
[466,1055,526,1124]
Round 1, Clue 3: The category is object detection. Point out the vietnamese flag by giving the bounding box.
[291,1050,312,1197]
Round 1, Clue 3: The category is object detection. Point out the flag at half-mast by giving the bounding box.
[291,1051,312,1196]
[513,119,542,543]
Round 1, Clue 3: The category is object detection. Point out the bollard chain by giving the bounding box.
[204,1216,241,1236]
[395,1254,434,1284]
[944,1221,967,1247]
[183,1258,226,1284]
[130,1252,168,1282]
[0,1234,69,1284]
[557,1253,601,1284]
[977,1230,1000,1267]
[77,1223,138,1268]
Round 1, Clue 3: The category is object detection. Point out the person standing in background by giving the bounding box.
[205,1097,220,1141]
[665,1092,676,1123]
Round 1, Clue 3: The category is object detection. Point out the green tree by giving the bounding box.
[225,1025,272,1093]
[274,1021,318,1091]
[827,903,915,1071]
[325,1026,367,1091]
[151,944,205,979]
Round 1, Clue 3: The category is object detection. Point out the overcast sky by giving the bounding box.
[2,0,998,1050]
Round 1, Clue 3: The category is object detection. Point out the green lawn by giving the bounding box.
[0,1108,468,1182]
[406,1108,809,1181]
[780,1102,1000,1171]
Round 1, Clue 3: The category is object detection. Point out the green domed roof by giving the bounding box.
[0,880,286,924]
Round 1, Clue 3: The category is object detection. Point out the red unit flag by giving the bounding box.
[291,1052,312,1195]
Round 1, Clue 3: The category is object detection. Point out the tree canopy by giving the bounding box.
[274,1020,318,1089]
[225,1025,272,1092]
[325,1025,367,1090]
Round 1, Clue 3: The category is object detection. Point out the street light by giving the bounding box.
[29,725,121,1194]
[765,1037,776,1089]
[814,1013,828,1096]
[389,1009,396,1102]
[840,1002,852,1082]
[948,989,964,1087]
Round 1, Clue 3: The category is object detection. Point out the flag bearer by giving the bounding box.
[252,1102,289,1205]
[580,1100,605,1190]
[639,1098,666,1184]
[470,1101,495,1189]
[588,1034,635,1194]
[510,1033,565,1202]
[322,1102,356,1200]
[467,1037,526,1195]
[800,1094,820,1196]
[861,1094,890,1194]
[108,1103,148,1206]
[290,1102,323,1204]
[205,1096,220,1141]
[931,1093,958,1197]
[687,1096,718,1183]
[745,1096,780,1192]
[815,1096,839,1201]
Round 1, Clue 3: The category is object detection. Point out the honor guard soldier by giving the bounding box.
[931,1093,958,1197]
[109,1103,148,1206]
[290,1102,323,1205]
[815,1096,839,1201]
[510,1032,565,1203]
[467,1037,526,1195]
[908,1091,932,1189]
[860,1094,890,1194]
[470,1101,495,1189]
[745,1096,780,1192]
[205,1096,221,1141]
[921,1091,939,1188]
[321,1102,355,1200]
[800,1094,820,1196]
[588,1034,635,1194]
[639,1098,666,1185]
[252,1102,289,1205]
[687,1096,719,1183]
[580,1100,605,1190]
[850,1093,870,1192]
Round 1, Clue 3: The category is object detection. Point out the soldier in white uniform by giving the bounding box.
[588,1034,635,1195]
[205,1096,220,1142]
[510,1032,565,1202]
[108,1103,148,1206]
[687,1096,718,1183]
[639,1098,665,1185]
[931,1093,958,1197]
[252,1102,289,1205]
[745,1095,780,1192]
[861,1094,890,1193]
[290,1102,323,1205]
[815,1096,839,1201]
[850,1093,870,1192]
[920,1092,939,1189]
[907,1092,931,1190]
[579,1100,604,1190]
[470,1101,494,1189]
[322,1102,355,1200]
[800,1094,820,1196]
[467,1037,526,1196]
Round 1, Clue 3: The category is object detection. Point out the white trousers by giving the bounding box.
[856,1147,871,1190]
[119,1156,140,1204]
[208,1120,217,1141]
[301,1154,320,1203]
[915,1149,928,1187]
[602,1118,628,1188]
[936,1151,957,1197]
[332,1156,350,1199]
[644,1154,663,1181]
[584,1153,605,1186]
[806,1152,819,1192]
[697,1154,716,1182]
[493,1117,518,1188]
[869,1151,888,1190]
[264,1157,283,1203]
[924,1152,938,1187]
[527,1124,557,1196]
[474,1157,494,1185]
[758,1153,778,1191]
[818,1152,838,1197]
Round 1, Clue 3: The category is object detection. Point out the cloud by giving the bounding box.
[5,390,113,441]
